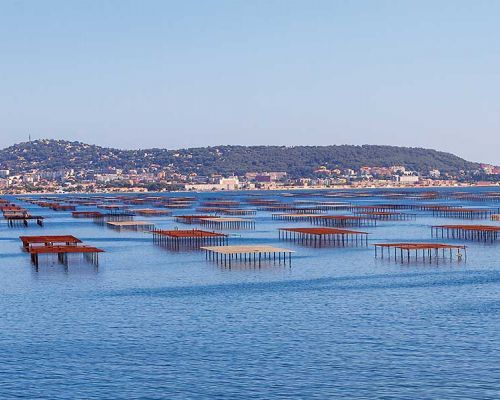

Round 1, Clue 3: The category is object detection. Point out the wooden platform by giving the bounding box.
[353,211,416,220]
[20,235,82,249]
[175,215,218,224]
[19,235,104,268]
[28,245,104,254]
[311,215,377,227]
[2,201,45,227]
[196,207,256,215]
[279,227,369,246]
[431,207,498,219]
[72,211,102,218]
[201,245,294,267]
[432,224,500,242]
[93,213,135,224]
[199,217,255,229]
[271,213,324,221]
[132,209,172,216]
[107,221,155,231]
[374,242,466,262]
[153,229,228,248]
[154,229,227,238]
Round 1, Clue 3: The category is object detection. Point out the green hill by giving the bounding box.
[0,139,479,177]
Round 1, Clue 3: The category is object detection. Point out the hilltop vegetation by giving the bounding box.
[0,139,479,177]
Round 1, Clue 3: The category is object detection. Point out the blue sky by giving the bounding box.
[0,0,498,164]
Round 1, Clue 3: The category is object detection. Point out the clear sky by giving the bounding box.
[1,0,499,164]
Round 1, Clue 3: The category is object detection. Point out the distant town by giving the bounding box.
[1,163,499,194]
[0,140,498,194]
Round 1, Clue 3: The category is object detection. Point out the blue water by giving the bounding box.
[0,188,499,399]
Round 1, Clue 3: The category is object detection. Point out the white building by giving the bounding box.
[395,174,419,184]
[219,177,240,190]
[429,169,441,178]
[184,176,241,191]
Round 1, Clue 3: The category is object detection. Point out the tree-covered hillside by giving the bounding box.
[0,139,479,177]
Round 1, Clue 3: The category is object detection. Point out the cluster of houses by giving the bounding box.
[1,162,499,194]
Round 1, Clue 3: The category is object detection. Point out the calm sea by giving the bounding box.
[0,188,499,399]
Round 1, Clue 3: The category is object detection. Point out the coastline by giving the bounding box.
[5,181,499,196]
